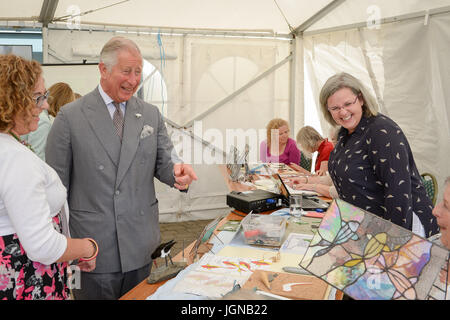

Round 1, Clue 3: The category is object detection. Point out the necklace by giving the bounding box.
[8,130,35,153]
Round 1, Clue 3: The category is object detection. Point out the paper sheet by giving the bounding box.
[218,245,304,273]
[172,253,272,298]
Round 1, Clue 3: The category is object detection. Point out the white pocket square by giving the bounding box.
[140,125,154,139]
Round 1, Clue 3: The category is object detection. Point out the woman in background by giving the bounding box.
[296,125,334,176]
[47,82,76,117]
[259,118,301,168]
[0,55,97,300]
[22,82,75,160]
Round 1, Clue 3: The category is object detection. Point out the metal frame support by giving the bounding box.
[303,4,450,37]
[163,116,227,159]
[183,53,293,128]
[39,0,59,27]
[289,36,297,131]
[293,0,346,35]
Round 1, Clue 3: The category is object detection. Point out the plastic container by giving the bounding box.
[241,214,287,247]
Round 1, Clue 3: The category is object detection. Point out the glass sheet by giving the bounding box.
[299,199,449,300]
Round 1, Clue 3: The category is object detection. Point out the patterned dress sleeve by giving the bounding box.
[365,120,414,229]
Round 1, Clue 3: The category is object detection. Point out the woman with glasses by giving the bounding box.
[319,72,438,238]
[0,54,98,300]
[22,82,76,161]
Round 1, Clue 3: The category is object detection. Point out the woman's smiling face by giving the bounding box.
[12,76,48,135]
[433,183,450,249]
[327,87,363,134]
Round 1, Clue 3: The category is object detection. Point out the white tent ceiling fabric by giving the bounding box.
[2,0,450,220]
[45,29,293,222]
[4,0,450,34]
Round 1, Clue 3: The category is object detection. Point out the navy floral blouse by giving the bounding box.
[328,113,439,237]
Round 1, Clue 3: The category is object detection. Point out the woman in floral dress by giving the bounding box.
[0,54,99,300]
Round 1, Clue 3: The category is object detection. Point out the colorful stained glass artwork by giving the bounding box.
[299,199,449,300]
[426,235,450,300]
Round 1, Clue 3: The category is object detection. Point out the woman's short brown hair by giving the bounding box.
[0,54,42,132]
[48,82,76,117]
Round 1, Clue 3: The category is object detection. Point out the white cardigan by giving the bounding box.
[0,133,67,265]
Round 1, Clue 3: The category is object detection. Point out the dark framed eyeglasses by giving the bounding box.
[33,90,50,107]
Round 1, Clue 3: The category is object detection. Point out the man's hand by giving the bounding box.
[77,259,96,272]
[173,163,198,190]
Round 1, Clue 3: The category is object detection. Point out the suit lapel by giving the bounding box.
[116,97,144,188]
[82,89,121,167]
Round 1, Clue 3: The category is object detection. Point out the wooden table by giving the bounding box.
[120,165,342,300]
[120,211,244,300]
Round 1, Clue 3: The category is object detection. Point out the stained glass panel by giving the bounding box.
[299,199,449,300]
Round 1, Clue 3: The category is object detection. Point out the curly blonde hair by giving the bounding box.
[48,82,76,117]
[266,118,289,149]
[0,54,42,132]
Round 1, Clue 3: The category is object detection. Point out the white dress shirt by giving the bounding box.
[0,133,67,265]
[97,84,126,119]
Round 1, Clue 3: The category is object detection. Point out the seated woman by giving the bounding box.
[260,118,301,167]
[318,72,438,237]
[296,125,334,176]
[288,174,339,199]
[21,82,76,160]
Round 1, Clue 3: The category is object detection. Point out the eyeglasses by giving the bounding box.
[33,90,50,108]
[328,95,359,113]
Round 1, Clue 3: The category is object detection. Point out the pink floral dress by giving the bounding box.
[0,214,69,300]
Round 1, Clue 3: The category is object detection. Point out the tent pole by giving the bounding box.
[42,26,48,63]
[293,0,347,35]
[43,22,292,40]
[303,5,450,36]
[289,37,296,132]
[183,54,293,128]
[38,0,59,27]
[163,117,227,160]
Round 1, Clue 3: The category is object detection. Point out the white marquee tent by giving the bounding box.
[1,0,450,222]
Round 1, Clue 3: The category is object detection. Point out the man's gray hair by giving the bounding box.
[100,36,142,71]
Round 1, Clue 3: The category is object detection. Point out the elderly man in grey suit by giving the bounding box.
[46,36,197,300]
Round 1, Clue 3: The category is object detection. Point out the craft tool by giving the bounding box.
[255,290,290,300]
[282,266,310,275]
[282,282,312,292]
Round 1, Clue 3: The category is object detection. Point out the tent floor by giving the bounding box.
[155,219,214,266]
